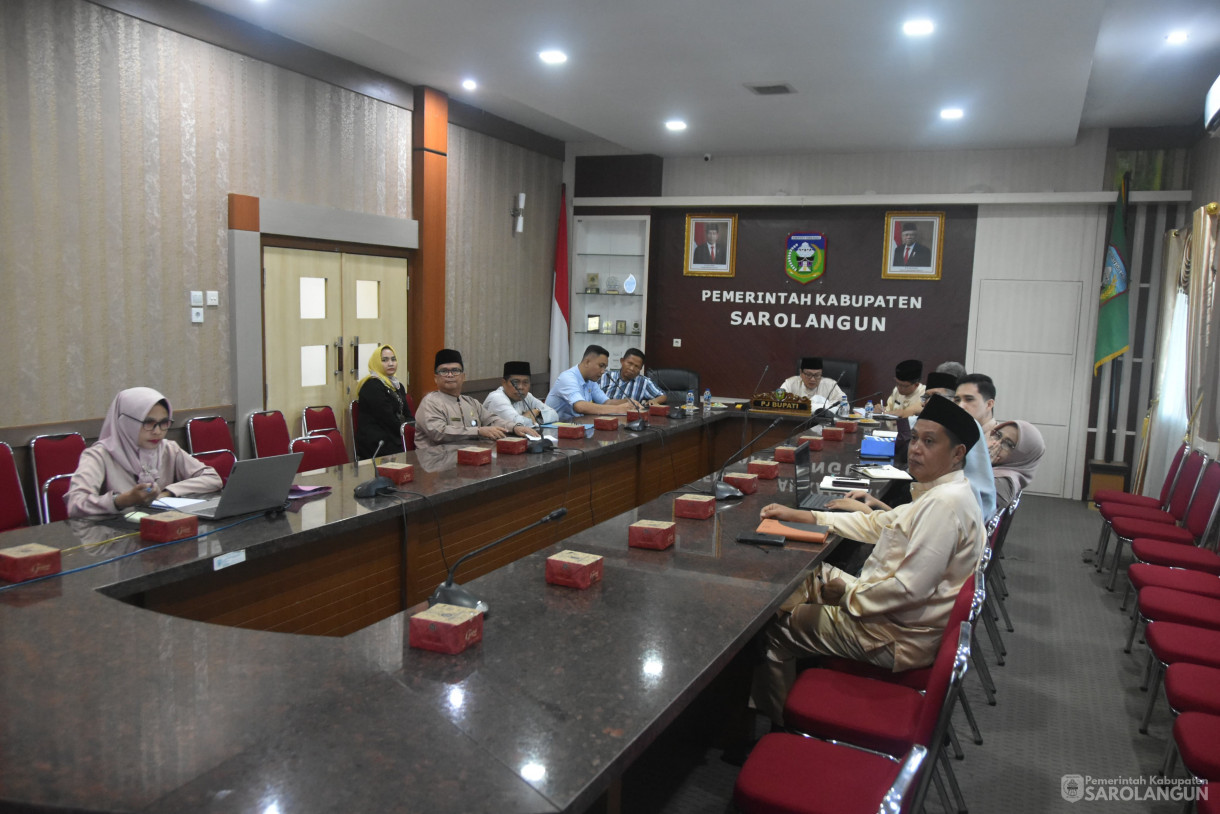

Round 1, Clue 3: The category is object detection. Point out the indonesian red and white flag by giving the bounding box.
[549,184,570,386]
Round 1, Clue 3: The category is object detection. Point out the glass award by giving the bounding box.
[605,275,620,294]
[623,273,637,294]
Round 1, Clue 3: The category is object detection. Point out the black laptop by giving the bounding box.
[793,442,848,512]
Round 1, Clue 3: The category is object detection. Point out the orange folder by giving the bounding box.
[755,519,828,544]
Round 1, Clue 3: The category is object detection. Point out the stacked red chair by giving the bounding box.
[0,441,30,532]
[248,411,291,459]
[303,405,350,465]
[291,435,338,472]
[30,432,86,524]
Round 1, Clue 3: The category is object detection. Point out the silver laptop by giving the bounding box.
[793,442,846,512]
[183,453,303,520]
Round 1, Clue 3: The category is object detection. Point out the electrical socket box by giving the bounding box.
[191,307,204,323]
[673,338,682,347]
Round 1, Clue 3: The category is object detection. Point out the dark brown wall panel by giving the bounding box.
[642,207,978,402]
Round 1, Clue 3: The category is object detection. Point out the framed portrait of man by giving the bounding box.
[883,212,944,280]
[684,213,738,277]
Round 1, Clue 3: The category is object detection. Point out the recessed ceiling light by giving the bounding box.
[1166,30,1189,45]
[539,50,568,65]
[903,19,934,36]
[665,120,687,132]
[461,78,477,91]
[940,108,964,120]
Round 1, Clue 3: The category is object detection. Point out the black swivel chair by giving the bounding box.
[820,358,858,403]
[648,368,700,404]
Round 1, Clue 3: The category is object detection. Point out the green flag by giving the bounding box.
[1094,173,1131,374]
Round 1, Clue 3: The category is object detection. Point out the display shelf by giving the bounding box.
[571,215,650,368]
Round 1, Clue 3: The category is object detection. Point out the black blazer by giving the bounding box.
[356,379,412,458]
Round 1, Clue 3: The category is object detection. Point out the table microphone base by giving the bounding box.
[429,581,490,616]
[714,481,745,501]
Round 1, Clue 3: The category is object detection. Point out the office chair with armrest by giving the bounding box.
[308,428,350,465]
[648,368,700,404]
[41,473,74,524]
[30,433,87,524]
[0,441,31,532]
[302,405,339,436]
[248,411,292,459]
[185,416,235,455]
[821,357,858,404]
[400,422,417,452]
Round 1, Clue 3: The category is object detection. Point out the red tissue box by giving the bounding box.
[822,427,845,441]
[140,510,199,542]
[545,550,605,589]
[409,603,484,654]
[593,417,620,431]
[0,543,62,583]
[749,460,780,479]
[496,437,527,455]
[457,446,492,465]
[629,520,676,550]
[649,404,670,417]
[723,472,759,494]
[556,423,586,439]
[835,420,858,433]
[627,410,646,422]
[674,493,716,520]
[800,435,823,451]
[377,462,415,483]
[775,445,797,463]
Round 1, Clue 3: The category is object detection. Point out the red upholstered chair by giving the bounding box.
[248,411,291,459]
[0,441,30,532]
[1172,712,1220,784]
[1121,461,1220,599]
[1094,442,1188,510]
[400,421,416,452]
[1125,588,1220,654]
[308,428,350,465]
[41,474,73,524]
[185,416,235,455]
[782,623,973,814]
[1096,449,1205,526]
[193,449,237,485]
[30,432,86,524]
[302,405,339,435]
[1098,453,1214,591]
[291,435,337,472]
[1138,622,1220,734]
[733,740,927,814]
[405,393,417,417]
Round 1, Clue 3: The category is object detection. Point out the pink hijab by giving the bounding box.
[96,387,172,480]
[992,420,1045,494]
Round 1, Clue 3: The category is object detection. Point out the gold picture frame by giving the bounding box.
[586,315,600,333]
[883,212,945,280]
[684,213,738,278]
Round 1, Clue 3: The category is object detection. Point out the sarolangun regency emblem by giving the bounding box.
[786,233,826,284]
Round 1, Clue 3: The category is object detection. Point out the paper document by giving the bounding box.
[858,465,913,481]
[151,496,205,510]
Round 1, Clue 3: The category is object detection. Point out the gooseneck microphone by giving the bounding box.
[710,417,783,500]
[353,441,396,498]
[429,507,568,615]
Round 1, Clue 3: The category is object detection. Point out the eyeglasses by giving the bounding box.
[989,430,1017,453]
[122,413,173,432]
[436,367,464,377]
[800,371,823,380]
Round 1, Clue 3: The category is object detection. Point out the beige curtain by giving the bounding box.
[1194,203,1220,442]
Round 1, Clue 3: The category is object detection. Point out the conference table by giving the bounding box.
[0,409,889,813]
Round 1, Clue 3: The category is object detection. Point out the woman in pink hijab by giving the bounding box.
[66,388,222,517]
[988,419,1045,510]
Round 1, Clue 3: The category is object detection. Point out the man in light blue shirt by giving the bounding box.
[546,344,637,420]
[598,348,667,405]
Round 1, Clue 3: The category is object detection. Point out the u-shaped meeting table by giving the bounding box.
[0,408,887,813]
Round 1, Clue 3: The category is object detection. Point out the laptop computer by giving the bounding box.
[182,452,303,520]
[793,442,847,512]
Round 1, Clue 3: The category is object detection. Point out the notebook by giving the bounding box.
[793,442,849,512]
[182,453,303,520]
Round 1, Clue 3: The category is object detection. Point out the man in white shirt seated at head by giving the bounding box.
[777,356,845,410]
[483,361,558,428]
[884,359,926,418]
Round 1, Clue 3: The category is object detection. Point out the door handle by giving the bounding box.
[349,336,360,378]
[334,337,343,378]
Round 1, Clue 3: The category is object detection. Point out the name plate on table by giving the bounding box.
[749,391,811,415]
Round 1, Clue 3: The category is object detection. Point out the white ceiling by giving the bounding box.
[192,0,1220,155]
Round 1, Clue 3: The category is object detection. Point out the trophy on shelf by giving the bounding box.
[585,273,600,294]
[600,321,614,334]
[632,321,641,335]
[604,275,620,294]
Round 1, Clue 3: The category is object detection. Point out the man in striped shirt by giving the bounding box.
[598,348,667,406]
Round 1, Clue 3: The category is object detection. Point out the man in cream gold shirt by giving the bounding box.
[752,396,985,726]
[884,358,926,418]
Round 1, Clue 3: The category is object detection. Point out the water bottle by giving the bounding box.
[702,388,712,416]
[685,390,695,412]
[864,400,874,420]
[838,394,849,417]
